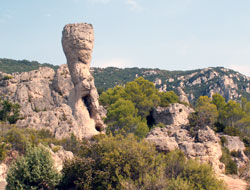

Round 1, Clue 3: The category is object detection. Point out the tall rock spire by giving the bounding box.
[62,23,105,138]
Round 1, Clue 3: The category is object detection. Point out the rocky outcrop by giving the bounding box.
[147,125,225,174]
[152,103,194,126]
[221,135,249,169]
[0,164,7,190]
[62,23,105,138]
[177,87,189,104]
[0,23,105,139]
[48,145,74,172]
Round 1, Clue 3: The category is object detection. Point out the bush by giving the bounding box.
[60,157,94,190]
[166,177,193,190]
[6,145,60,190]
[0,99,20,124]
[224,126,240,136]
[60,135,166,190]
[220,136,228,146]
[220,147,238,174]
[181,160,226,190]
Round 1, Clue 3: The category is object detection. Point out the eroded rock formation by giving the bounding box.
[62,23,105,138]
[0,23,105,139]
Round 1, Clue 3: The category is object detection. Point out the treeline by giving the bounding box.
[0,58,58,73]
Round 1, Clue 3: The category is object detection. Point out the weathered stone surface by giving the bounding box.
[152,103,194,126]
[0,164,7,190]
[147,125,225,174]
[62,23,105,138]
[147,104,225,174]
[0,23,105,140]
[177,87,189,104]
[49,145,74,172]
[222,135,246,152]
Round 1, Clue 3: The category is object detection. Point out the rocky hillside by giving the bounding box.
[92,67,250,103]
[1,59,249,104]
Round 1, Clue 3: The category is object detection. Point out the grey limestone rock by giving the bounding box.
[152,103,194,126]
[0,23,105,140]
[62,23,105,138]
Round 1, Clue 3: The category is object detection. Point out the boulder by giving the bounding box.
[147,125,225,174]
[152,103,194,126]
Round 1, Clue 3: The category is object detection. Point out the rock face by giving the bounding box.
[221,135,249,169]
[0,23,105,139]
[62,23,105,138]
[152,103,194,126]
[147,125,225,174]
[177,87,189,104]
[147,103,224,174]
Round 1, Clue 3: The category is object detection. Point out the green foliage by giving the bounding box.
[60,157,94,190]
[0,99,21,124]
[195,96,219,127]
[124,77,160,118]
[159,91,179,107]
[223,126,240,136]
[105,99,148,138]
[166,177,193,190]
[220,136,228,146]
[219,100,244,128]
[212,93,226,111]
[60,136,225,190]
[100,77,163,138]
[6,145,60,190]
[220,147,238,174]
[0,58,58,74]
[181,160,226,190]
[60,135,166,190]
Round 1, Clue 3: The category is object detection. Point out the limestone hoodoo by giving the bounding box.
[62,23,105,138]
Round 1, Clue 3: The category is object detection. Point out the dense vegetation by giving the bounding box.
[100,77,181,138]
[0,58,58,73]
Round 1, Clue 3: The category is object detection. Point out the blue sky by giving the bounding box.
[1,0,250,76]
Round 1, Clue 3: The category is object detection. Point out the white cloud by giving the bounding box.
[93,58,134,68]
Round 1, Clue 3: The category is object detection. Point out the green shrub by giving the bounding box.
[6,145,60,190]
[0,99,20,124]
[220,136,228,146]
[60,157,94,190]
[60,135,166,190]
[220,147,238,174]
[0,143,7,161]
[224,126,240,136]
[181,160,226,190]
[166,177,193,190]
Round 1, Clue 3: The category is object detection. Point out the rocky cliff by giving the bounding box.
[0,23,105,139]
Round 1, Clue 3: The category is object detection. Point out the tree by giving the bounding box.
[0,99,20,124]
[105,99,149,138]
[212,93,226,111]
[219,100,244,127]
[190,96,219,128]
[6,145,60,190]
[124,77,160,118]
[159,91,179,107]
